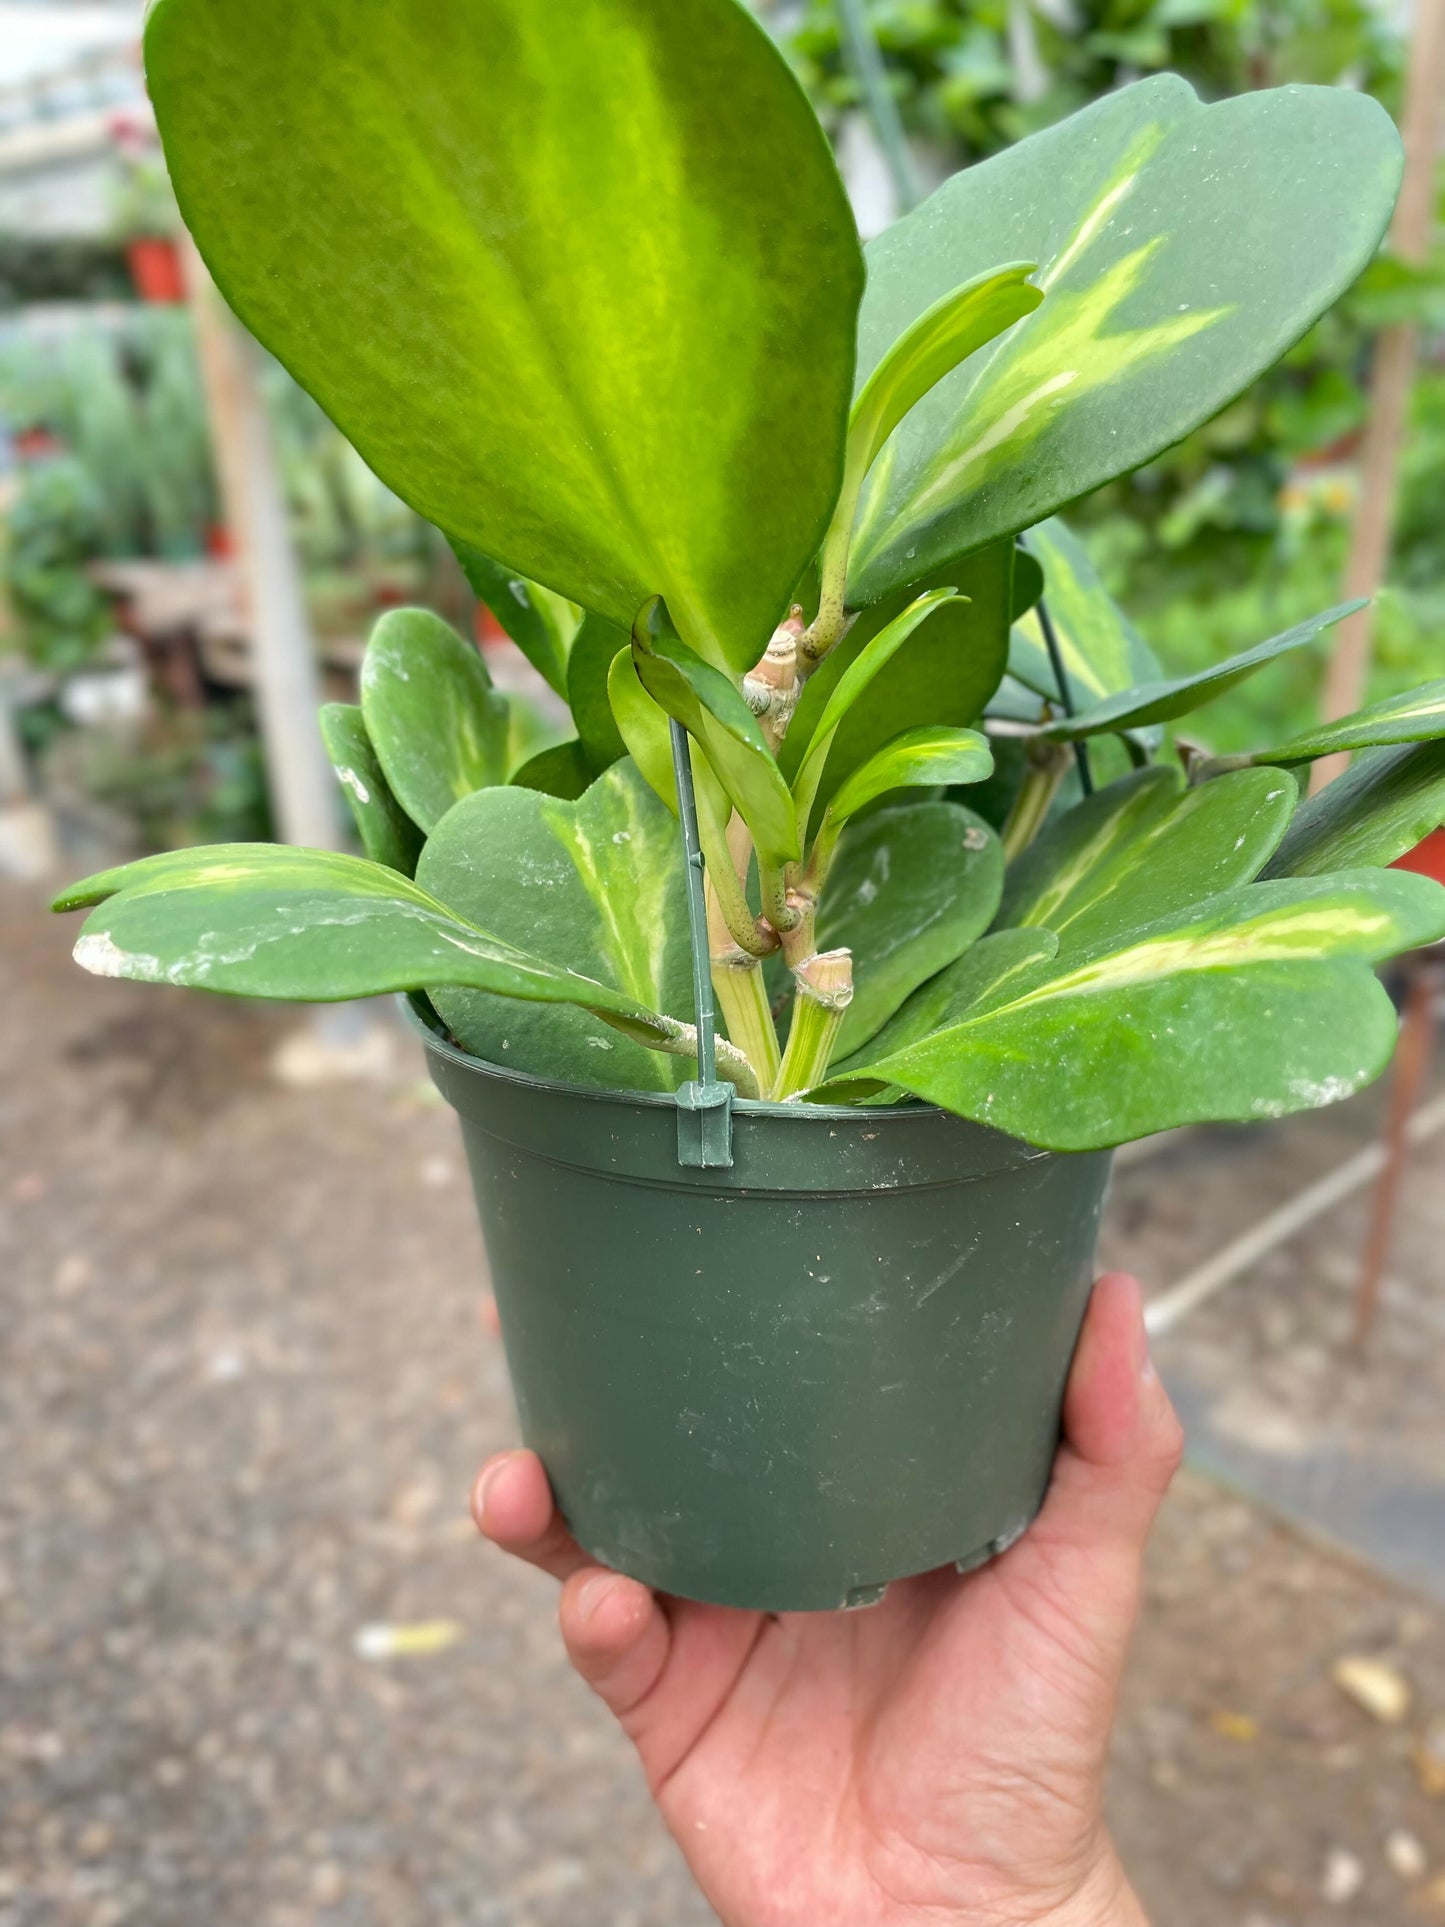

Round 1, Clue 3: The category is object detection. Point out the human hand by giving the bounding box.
[472,1272,1180,1927]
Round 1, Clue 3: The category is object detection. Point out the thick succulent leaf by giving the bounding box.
[1264,741,1445,879]
[147,0,864,675]
[849,77,1401,604]
[317,703,424,877]
[783,540,1015,817]
[1009,518,1160,711]
[60,843,677,1046]
[567,613,630,776]
[416,760,695,1092]
[632,599,798,867]
[830,926,1059,1077]
[360,608,510,833]
[1228,678,1445,769]
[815,871,1445,1149]
[820,727,993,841]
[998,766,1295,955]
[791,587,962,837]
[450,540,581,698]
[1040,604,1359,743]
[510,740,594,801]
[815,800,1003,1058]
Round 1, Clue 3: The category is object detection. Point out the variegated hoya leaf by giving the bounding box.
[450,540,582,698]
[416,759,697,1093]
[849,78,1401,606]
[813,726,993,866]
[1264,740,1445,879]
[997,766,1297,956]
[317,703,425,877]
[813,871,1445,1149]
[147,0,864,674]
[1222,677,1445,769]
[360,608,510,833]
[1008,518,1160,714]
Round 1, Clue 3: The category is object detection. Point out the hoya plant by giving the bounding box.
[54,0,1445,1153]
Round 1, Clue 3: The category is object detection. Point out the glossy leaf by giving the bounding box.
[849,77,1402,604]
[147,0,864,673]
[1009,518,1160,712]
[791,587,962,838]
[1039,604,1359,742]
[567,613,630,776]
[59,843,680,1045]
[815,801,1003,1058]
[510,740,593,801]
[417,760,695,1092]
[998,766,1296,955]
[817,727,993,858]
[1227,677,1445,768]
[318,703,424,877]
[1264,741,1445,879]
[360,608,510,833]
[814,871,1445,1149]
[631,599,798,868]
[451,540,581,698]
[783,540,1015,817]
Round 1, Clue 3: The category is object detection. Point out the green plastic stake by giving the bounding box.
[669,718,735,1167]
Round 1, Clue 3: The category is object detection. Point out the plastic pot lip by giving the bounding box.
[400,993,935,1126]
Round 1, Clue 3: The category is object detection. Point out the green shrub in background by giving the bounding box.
[776,0,1444,748]
[2,456,113,674]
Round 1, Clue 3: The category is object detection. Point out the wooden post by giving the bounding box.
[1353,959,1437,1349]
[1312,0,1445,792]
[182,238,340,850]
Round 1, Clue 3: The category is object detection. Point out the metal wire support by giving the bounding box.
[669,718,735,1167]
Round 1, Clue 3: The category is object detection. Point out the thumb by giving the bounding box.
[1005,1272,1184,1643]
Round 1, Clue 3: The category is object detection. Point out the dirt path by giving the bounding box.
[3,881,1443,1925]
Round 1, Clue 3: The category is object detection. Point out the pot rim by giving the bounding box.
[401,993,942,1127]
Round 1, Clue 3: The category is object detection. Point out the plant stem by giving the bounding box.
[658,1020,761,1100]
[1000,744,1072,860]
[699,806,774,958]
[774,949,854,1099]
[712,952,781,1092]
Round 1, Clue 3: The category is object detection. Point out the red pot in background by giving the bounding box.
[1392,828,1445,887]
[127,237,186,304]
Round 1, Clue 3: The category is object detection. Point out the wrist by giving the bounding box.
[1040,1841,1148,1927]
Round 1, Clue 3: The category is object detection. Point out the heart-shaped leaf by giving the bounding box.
[815,800,1004,1057]
[360,608,510,833]
[1038,604,1360,742]
[997,765,1296,955]
[815,870,1445,1148]
[56,843,674,1039]
[632,599,798,869]
[813,726,993,868]
[1264,740,1445,879]
[848,77,1401,604]
[147,0,864,674]
[1219,677,1445,770]
[782,540,1016,818]
[416,759,696,1092]
[450,541,581,698]
[1009,518,1161,714]
[318,703,424,877]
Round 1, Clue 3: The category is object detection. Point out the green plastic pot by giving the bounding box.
[412,1005,1112,1613]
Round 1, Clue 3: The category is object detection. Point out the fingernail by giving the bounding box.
[473,1457,508,1528]
[575,1572,621,1625]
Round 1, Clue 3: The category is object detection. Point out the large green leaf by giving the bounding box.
[1264,741,1445,879]
[360,608,510,833]
[783,540,1015,816]
[1008,518,1160,712]
[568,614,630,776]
[318,703,425,877]
[1223,678,1445,769]
[147,0,864,674]
[450,541,581,698]
[416,760,695,1092]
[815,871,1445,1150]
[1039,604,1359,742]
[998,765,1296,954]
[815,800,1003,1057]
[849,77,1401,604]
[631,599,798,869]
[56,844,679,1046]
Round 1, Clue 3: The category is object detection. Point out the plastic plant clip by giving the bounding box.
[669,717,735,1168]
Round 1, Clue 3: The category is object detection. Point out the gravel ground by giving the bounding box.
[4,878,1445,1926]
